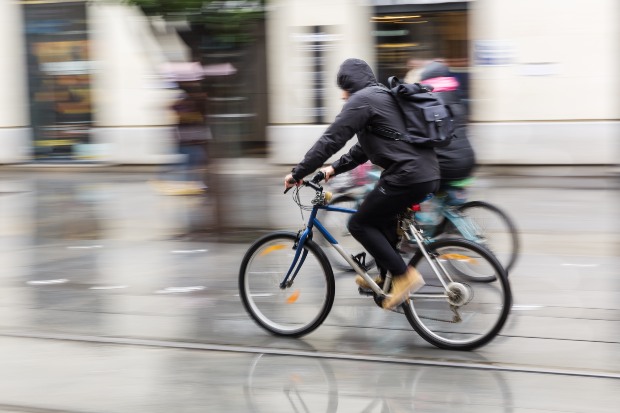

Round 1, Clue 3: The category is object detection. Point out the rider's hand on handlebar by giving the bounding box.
[284,173,302,193]
[320,166,335,183]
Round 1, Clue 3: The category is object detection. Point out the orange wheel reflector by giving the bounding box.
[286,290,300,304]
[259,244,287,257]
[439,253,477,264]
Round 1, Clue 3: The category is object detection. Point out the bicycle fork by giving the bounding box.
[279,229,311,289]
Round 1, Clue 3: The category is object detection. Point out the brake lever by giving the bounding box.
[284,171,325,194]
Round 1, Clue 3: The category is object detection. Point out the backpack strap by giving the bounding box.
[367,125,411,142]
[377,78,407,142]
[387,76,401,89]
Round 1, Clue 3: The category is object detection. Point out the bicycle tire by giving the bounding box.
[436,201,520,274]
[403,238,512,350]
[239,232,335,337]
[316,195,376,271]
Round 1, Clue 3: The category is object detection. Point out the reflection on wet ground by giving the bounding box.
[0,169,619,411]
[1,335,618,413]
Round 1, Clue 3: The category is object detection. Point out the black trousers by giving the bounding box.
[348,180,439,277]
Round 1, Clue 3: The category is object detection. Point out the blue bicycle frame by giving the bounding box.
[279,201,385,294]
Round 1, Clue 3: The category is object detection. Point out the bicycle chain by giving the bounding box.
[418,305,461,323]
[415,282,473,324]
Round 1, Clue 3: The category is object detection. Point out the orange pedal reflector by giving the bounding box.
[286,290,300,304]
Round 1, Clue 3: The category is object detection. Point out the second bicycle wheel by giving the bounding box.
[439,201,520,274]
[403,238,512,350]
[239,232,335,337]
[316,195,375,271]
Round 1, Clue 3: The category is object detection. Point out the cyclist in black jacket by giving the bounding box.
[284,58,440,309]
[418,60,476,189]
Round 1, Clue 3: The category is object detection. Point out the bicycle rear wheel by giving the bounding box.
[439,201,519,274]
[239,232,335,337]
[403,238,511,350]
[316,195,375,271]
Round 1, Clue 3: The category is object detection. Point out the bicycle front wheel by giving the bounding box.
[403,238,512,350]
[239,232,335,337]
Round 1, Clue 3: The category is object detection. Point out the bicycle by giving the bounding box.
[238,172,512,350]
[319,169,520,275]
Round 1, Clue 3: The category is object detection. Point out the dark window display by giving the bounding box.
[23,1,93,161]
[372,11,469,99]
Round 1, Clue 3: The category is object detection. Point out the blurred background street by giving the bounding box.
[0,0,619,411]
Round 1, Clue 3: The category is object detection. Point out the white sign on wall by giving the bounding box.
[473,40,516,66]
[518,62,561,76]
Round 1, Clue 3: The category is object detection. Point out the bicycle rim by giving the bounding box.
[239,232,335,337]
[403,239,512,350]
[444,201,519,273]
[316,196,375,271]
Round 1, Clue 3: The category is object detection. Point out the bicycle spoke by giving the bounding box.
[239,233,335,337]
[404,239,511,350]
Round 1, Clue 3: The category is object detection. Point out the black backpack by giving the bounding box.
[368,76,457,148]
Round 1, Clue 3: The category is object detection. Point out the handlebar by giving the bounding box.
[284,171,325,194]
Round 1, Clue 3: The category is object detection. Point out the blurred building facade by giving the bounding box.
[0,0,618,166]
[267,0,619,166]
[1,0,181,164]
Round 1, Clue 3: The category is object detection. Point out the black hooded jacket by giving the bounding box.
[419,61,476,181]
[291,58,439,187]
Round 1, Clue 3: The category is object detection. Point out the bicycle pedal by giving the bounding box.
[357,278,384,296]
[357,287,375,296]
[352,252,371,271]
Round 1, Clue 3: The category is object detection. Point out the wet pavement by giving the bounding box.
[0,164,619,412]
[1,335,618,413]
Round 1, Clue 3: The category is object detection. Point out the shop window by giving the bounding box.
[372,10,469,94]
[24,1,93,161]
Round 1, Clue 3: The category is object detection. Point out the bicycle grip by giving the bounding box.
[284,177,298,194]
[311,171,325,183]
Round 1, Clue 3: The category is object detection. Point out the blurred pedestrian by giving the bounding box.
[153,80,210,195]
[173,81,210,188]
[403,57,429,84]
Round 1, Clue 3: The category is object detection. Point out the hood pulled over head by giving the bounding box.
[418,61,459,92]
[336,58,377,94]
[419,61,451,81]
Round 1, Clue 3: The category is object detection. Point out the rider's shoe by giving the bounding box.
[355,275,383,290]
[382,266,425,310]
